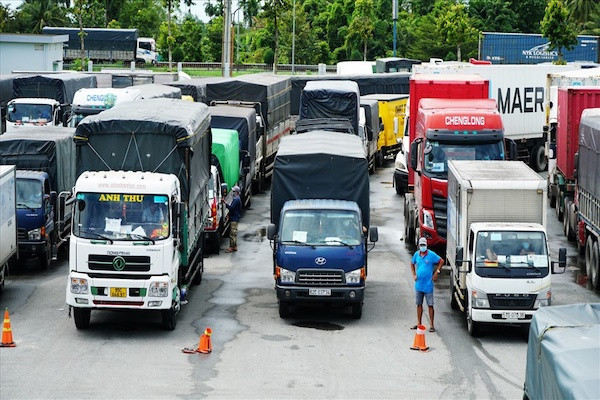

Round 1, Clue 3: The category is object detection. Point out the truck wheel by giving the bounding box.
[591,241,599,290]
[39,240,52,270]
[351,302,363,319]
[211,231,221,254]
[555,191,564,222]
[530,144,547,172]
[585,236,594,277]
[449,272,458,310]
[564,199,576,241]
[466,304,480,337]
[549,184,557,208]
[0,262,6,295]
[161,306,177,331]
[192,255,204,285]
[278,301,291,318]
[73,308,91,330]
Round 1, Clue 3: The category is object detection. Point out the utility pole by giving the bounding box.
[222,0,232,77]
[291,0,296,75]
[392,0,397,57]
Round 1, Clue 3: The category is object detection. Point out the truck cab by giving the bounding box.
[204,164,230,253]
[268,199,377,319]
[6,98,62,129]
[70,88,142,127]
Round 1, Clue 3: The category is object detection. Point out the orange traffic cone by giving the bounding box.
[197,327,212,354]
[410,324,428,352]
[1,308,16,348]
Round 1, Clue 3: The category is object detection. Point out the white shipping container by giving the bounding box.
[0,165,17,291]
[546,67,600,123]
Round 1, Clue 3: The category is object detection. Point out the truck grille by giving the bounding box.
[296,269,344,286]
[88,255,151,272]
[487,294,536,310]
[17,228,27,240]
[432,195,447,239]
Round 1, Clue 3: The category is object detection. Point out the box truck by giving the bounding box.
[447,160,566,336]
[0,165,17,293]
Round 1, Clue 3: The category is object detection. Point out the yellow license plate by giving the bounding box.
[110,287,127,298]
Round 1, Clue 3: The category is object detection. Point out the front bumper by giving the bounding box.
[471,308,535,324]
[276,285,365,304]
[66,272,174,310]
[394,170,408,191]
[382,143,402,157]
[18,240,47,258]
[419,224,446,248]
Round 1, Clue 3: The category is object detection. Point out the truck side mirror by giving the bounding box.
[410,140,420,171]
[50,191,57,206]
[369,226,378,242]
[267,223,277,240]
[366,126,373,142]
[220,183,228,197]
[172,202,183,240]
[553,247,567,274]
[506,139,517,161]
[573,153,579,179]
[379,117,384,132]
[455,246,464,268]
[242,151,251,174]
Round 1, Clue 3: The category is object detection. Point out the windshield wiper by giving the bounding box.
[129,233,155,244]
[79,229,113,244]
[317,238,355,248]
[282,240,315,249]
[17,202,37,212]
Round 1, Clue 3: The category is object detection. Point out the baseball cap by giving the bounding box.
[418,237,427,246]
[232,185,240,193]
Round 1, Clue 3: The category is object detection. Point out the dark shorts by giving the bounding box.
[415,290,434,306]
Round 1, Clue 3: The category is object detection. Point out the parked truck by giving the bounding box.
[413,61,582,171]
[1,74,18,134]
[0,165,17,293]
[478,32,599,64]
[267,131,378,319]
[359,97,381,173]
[577,108,600,289]
[548,87,600,246]
[447,160,566,336]
[67,98,211,330]
[404,74,515,249]
[0,127,76,269]
[70,87,142,126]
[7,73,97,129]
[206,74,291,191]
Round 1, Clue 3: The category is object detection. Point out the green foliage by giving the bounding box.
[118,0,165,37]
[263,48,275,64]
[566,0,597,27]
[16,0,69,33]
[580,3,600,34]
[541,0,578,63]
[469,0,518,32]
[436,1,478,61]
[346,0,375,61]
[507,0,547,33]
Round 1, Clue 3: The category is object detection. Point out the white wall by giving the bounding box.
[0,42,63,74]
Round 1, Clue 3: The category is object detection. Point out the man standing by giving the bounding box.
[410,237,444,332]
[223,186,242,253]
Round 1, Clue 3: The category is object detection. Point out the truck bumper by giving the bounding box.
[382,143,402,158]
[471,308,535,324]
[18,240,47,258]
[394,170,408,192]
[276,285,365,304]
[419,225,446,249]
[66,272,174,310]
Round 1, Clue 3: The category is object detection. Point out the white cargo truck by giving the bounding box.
[70,87,142,127]
[447,160,566,336]
[0,165,17,294]
[413,62,580,171]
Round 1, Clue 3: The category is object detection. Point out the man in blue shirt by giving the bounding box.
[411,237,444,332]
[223,185,242,253]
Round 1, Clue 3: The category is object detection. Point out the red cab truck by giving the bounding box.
[548,87,600,245]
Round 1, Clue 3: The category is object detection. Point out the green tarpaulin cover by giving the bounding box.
[211,128,239,189]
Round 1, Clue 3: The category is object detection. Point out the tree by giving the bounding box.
[541,0,578,64]
[566,0,597,28]
[469,0,518,33]
[118,0,165,37]
[580,3,600,35]
[17,0,69,33]
[71,0,87,70]
[262,0,290,72]
[346,0,374,61]
[507,0,547,33]
[436,1,478,61]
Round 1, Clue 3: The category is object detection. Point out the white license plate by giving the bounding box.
[502,312,525,319]
[309,288,331,296]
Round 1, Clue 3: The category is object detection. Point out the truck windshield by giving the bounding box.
[423,139,504,178]
[280,209,362,246]
[16,179,43,209]
[7,103,52,124]
[73,192,170,241]
[475,231,549,277]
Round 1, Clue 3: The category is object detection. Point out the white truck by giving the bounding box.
[413,61,580,171]
[447,160,566,336]
[69,87,142,127]
[0,165,17,294]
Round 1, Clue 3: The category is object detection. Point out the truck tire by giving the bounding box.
[161,306,177,331]
[549,184,557,208]
[530,144,547,172]
[0,262,6,295]
[466,303,480,337]
[278,301,291,318]
[73,308,91,330]
[555,191,564,222]
[449,272,458,310]
[591,241,599,290]
[210,231,221,254]
[39,240,52,270]
[351,302,363,319]
[585,236,594,277]
[564,198,576,241]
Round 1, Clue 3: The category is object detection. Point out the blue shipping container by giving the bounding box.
[479,32,599,64]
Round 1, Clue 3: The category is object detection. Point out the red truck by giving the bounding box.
[404,74,515,248]
[548,87,600,246]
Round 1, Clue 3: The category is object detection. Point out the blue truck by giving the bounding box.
[0,127,76,269]
[479,32,599,64]
[267,130,378,319]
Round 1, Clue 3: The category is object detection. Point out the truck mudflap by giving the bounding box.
[276,285,365,303]
[471,308,536,324]
[66,272,174,310]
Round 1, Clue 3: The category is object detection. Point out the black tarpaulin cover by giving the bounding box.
[13,73,97,105]
[166,77,228,102]
[578,108,600,198]
[74,98,211,202]
[295,118,354,134]
[42,27,138,52]
[129,83,182,99]
[0,126,76,192]
[0,74,18,105]
[299,80,360,135]
[205,74,291,130]
[290,72,411,115]
[271,130,369,228]
[360,97,380,142]
[524,303,600,400]
[208,105,256,167]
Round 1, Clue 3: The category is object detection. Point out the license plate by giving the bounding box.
[110,287,127,298]
[502,311,525,319]
[309,288,331,296]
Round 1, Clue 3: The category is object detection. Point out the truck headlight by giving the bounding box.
[422,210,434,229]
[534,289,551,308]
[149,282,169,297]
[276,267,295,284]
[395,158,406,172]
[345,268,365,284]
[28,228,42,240]
[471,289,489,308]
[70,277,89,294]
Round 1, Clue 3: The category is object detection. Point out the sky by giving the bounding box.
[0,0,224,23]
